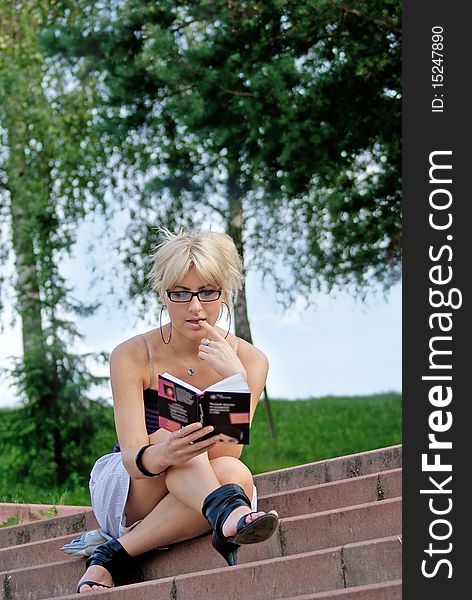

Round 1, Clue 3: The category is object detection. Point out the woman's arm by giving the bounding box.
[110,336,217,478]
[109,338,168,479]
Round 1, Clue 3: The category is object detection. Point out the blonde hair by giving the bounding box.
[149,229,243,306]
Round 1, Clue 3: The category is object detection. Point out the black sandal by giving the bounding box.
[202,483,279,566]
[76,539,131,593]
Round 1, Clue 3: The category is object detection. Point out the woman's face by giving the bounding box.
[163,268,222,341]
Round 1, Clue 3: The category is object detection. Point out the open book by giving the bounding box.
[157,373,251,444]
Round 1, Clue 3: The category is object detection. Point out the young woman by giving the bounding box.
[77,229,279,593]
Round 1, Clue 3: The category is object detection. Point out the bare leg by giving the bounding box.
[78,455,276,592]
[165,455,275,538]
[77,491,211,593]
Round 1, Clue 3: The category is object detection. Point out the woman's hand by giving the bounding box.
[198,321,247,380]
[154,422,218,468]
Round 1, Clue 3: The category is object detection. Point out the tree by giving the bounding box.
[0,1,109,485]
[43,0,401,322]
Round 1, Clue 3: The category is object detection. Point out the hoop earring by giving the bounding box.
[159,305,172,344]
[221,301,231,339]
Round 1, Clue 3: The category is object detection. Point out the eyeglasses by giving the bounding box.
[166,289,222,303]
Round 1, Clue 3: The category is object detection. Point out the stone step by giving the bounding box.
[0,469,401,572]
[0,534,80,572]
[0,498,401,599]
[38,536,401,600]
[101,497,401,583]
[0,504,92,526]
[258,468,401,516]
[0,511,98,550]
[253,445,402,496]
[281,579,402,599]
[0,444,402,550]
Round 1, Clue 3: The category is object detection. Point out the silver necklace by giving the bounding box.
[170,343,196,376]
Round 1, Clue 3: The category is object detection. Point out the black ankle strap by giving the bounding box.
[202,483,251,535]
[86,539,132,581]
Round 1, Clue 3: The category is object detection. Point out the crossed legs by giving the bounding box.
[78,454,274,592]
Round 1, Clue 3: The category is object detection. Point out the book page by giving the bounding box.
[205,373,249,393]
[158,373,199,430]
[161,372,202,394]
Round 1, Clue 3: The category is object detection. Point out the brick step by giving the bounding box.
[0,504,93,526]
[134,498,401,584]
[258,468,401,517]
[0,498,401,599]
[39,536,401,600]
[0,511,98,550]
[0,444,402,550]
[281,579,402,599]
[0,469,401,571]
[253,445,402,496]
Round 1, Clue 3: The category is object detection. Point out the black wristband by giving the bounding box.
[135,444,167,478]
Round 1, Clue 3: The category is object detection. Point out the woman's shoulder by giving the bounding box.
[110,330,157,365]
[233,335,268,370]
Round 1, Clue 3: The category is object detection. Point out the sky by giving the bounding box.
[0,215,401,407]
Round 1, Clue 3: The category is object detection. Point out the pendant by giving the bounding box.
[188,367,195,376]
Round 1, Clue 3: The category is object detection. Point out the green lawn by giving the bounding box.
[242,392,402,474]
[0,393,401,506]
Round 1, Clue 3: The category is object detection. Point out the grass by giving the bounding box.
[0,479,90,507]
[0,393,401,506]
[242,392,402,474]
[0,516,19,528]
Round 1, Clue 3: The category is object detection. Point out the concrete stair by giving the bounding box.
[0,445,402,600]
[0,505,94,528]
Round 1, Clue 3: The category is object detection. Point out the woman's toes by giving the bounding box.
[248,510,277,522]
[78,583,108,594]
[78,565,113,593]
[222,508,279,538]
[246,511,264,523]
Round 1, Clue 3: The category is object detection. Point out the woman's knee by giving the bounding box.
[167,451,211,474]
[210,456,254,497]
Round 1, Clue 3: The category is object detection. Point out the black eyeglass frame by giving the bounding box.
[165,289,222,303]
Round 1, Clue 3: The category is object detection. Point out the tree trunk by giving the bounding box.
[8,125,46,372]
[5,67,65,483]
[8,149,65,484]
[226,194,253,343]
[2,7,103,485]
[226,169,275,438]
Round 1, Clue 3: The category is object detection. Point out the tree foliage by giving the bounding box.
[43,0,401,309]
[0,1,110,485]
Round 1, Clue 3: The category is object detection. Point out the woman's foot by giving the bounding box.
[221,507,278,539]
[77,565,113,593]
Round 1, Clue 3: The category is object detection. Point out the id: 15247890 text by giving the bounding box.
[431,25,444,113]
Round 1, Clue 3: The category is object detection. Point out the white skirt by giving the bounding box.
[89,452,258,539]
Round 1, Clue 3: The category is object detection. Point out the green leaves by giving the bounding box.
[0,0,114,484]
[40,0,401,309]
